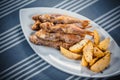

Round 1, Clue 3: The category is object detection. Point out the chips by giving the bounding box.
[93,30,100,45]
[69,39,89,53]
[90,53,111,72]
[93,46,105,58]
[81,55,88,67]
[98,38,110,51]
[60,46,82,60]
[60,30,111,73]
[83,41,93,62]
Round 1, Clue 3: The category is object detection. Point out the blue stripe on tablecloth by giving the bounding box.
[0,0,120,80]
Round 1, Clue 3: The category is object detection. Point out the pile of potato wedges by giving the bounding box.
[60,30,111,73]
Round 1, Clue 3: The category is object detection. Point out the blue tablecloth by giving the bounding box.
[0,0,120,80]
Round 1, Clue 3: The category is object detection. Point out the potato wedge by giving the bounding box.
[94,47,105,58]
[60,46,81,60]
[104,50,110,55]
[81,55,88,67]
[93,30,100,45]
[83,41,93,62]
[69,39,89,53]
[89,58,99,66]
[98,38,110,51]
[90,53,111,72]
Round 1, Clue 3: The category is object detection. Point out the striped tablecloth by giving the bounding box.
[0,0,120,80]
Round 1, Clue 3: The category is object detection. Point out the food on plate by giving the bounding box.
[40,22,93,37]
[30,35,73,49]
[30,14,92,49]
[89,57,99,66]
[31,20,41,30]
[93,46,105,58]
[32,14,90,27]
[83,41,94,62]
[98,38,110,51]
[61,30,111,73]
[104,50,110,55]
[29,14,111,73]
[81,55,88,67]
[90,53,111,72]
[93,30,100,45]
[35,29,83,44]
[69,39,89,53]
[60,46,82,60]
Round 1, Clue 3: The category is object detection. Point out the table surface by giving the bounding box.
[0,0,120,80]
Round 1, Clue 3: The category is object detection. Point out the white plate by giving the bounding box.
[19,7,120,78]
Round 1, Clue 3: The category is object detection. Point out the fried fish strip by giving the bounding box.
[40,22,93,37]
[29,34,73,49]
[32,14,90,27]
[35,29,83,44]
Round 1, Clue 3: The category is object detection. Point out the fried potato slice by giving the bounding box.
[90,53,111,72]
[83,41,93,62]
[60,46,82,60]
[98,38,110,51]
[69,39,89,53]
[89,57,99,66]
[93,30,100,45]
[94,46,105,58]
[81,55,88,67]
[104,50,110,55]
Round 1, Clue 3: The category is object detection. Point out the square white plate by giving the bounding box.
[20,7,120,78]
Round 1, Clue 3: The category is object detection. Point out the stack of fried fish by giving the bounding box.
[29,14,93,49]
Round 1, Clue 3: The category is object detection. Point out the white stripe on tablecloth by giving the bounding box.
[0,54,36,75]
[0,0,22,11]
[0,0,15,7]
[97,9,120,25]
[64,0,84,10]
[0,35,24,49]
[0,27,21,41]
[69,0,91,11]
[14,62,48,80]
[0,38,26,53]
[0,0,29,14]
[0,31,23,45]
[53,0,69,8]
[24,65,51,80]
[94,6,120,22]
[6,59,44,80]
[65,75,74,80]
[0,0,36,18]
[74,77,83,80]
[0,0,98,77]
[108,23,120,32]
[0,24,20,37]
[74,0,98,12]
[104,18,120,30]
[0,56,40,79]
[100,13,120,28]
[59,0,77,9]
